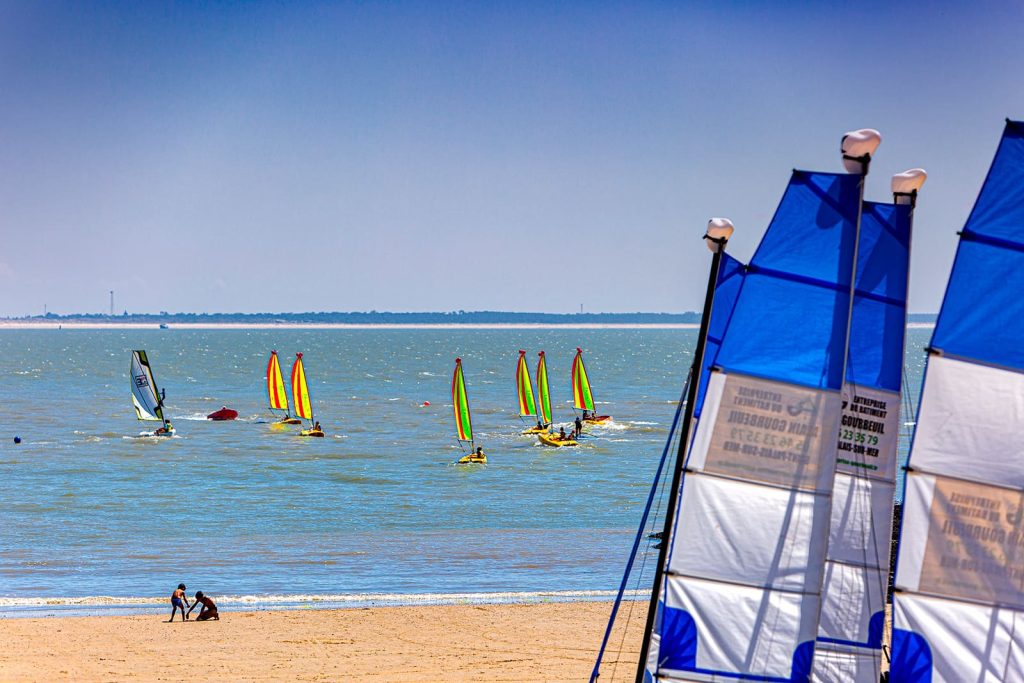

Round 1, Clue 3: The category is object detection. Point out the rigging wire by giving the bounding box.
[590,371,691,682]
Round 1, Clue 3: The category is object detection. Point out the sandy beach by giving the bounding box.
[0,601,644,682]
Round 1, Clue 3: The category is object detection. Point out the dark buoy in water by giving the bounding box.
[14,436,21,444]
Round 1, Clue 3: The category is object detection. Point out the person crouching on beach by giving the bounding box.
[187,591,219,621]
[168,583,190,622]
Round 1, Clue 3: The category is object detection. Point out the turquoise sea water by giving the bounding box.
[0,327,930,616]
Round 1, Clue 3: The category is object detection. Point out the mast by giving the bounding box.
[634,218,734,681]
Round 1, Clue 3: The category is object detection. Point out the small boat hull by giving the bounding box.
[584,415,612,424]
[521,424,550,435]
[207,408,239,421]
[275,417,302,425]
[538,433,578,447]
[299,429,325,438]
[457,453,487,464]
[149,429,175,438]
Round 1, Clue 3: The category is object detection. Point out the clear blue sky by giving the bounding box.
[2,1,1022,316]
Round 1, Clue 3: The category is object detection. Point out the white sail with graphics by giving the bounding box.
[131,350,164,421]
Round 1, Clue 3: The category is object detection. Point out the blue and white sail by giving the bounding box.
[891,120,1024,681]
[643,151,871,681]
[813,173,923,680]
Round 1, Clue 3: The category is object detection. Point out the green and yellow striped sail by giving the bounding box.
[537,351,552,425]
[516,350,537,418]
[452,357,473,443]
[572,347,596,412]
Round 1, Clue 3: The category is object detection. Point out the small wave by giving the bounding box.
[0,589,646,610]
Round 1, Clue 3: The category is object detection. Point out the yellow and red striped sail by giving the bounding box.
[291,353,313,421]
[267,351,290,413]
[571,347,596,412]
[452,357,473,443]
[516,350,537,418]
[537,351,552,425]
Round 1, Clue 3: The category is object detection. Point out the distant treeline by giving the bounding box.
[7,311,939,324]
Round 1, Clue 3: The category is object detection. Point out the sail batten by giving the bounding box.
[516,350,537,418]
[267,351,290,413]
[130,350,164,422]
[891,120,1024,681]
[291,353,313,422]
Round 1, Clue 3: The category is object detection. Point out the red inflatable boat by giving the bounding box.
[206,407,239,421]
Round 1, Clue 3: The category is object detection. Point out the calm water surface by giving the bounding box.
[0,327,930,614]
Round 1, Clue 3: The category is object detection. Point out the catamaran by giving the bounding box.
[267,350,301,424]
[589,129,929,682]
[453,357,485,464]
[517,350,547,434]
[889,120,1024,681]
[572,348,610,423]
[291,353,323,437]
[130,349,174,437]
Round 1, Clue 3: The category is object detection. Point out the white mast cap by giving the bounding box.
[892,168,927,196]
[705,217,734,252]
[841,129,882,173]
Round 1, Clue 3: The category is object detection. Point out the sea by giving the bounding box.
[0,327,930,617]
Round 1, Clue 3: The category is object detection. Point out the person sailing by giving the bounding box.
[475,446,485,459]
[574,416,583,439]
[313,421,322,433]
[559,426,568,441]
[155,419,173,435]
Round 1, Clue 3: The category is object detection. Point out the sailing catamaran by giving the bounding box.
[291,353,324,437]
[572,348,610,423]
[453,357,486,464]
[130,349,174,437]
[890,120,1024,681]
[590,129,923,682]
[267,350,301,425]
[517,350,547,434]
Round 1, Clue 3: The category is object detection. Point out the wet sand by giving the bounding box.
[0,601,645,682]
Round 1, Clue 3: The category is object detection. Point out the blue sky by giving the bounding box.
[2,1,1023,316]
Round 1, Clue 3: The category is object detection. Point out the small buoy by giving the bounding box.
[422,401,431,407]
[13,436,21,444]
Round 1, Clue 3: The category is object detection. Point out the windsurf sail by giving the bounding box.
[890,121,1024,680]
[571,348,596,412]
[291,353,313,422]
[516,350,537,419]
[267,351,290,414]
[813,191,917,680]
[130,350,164,422]
[452,357,473,444]
[537,352,552,426]
[640,164,869,681]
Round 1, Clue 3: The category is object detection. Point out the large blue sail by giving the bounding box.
[644,170,863,681]
[891,120,1024,680]
[814,198,913,680]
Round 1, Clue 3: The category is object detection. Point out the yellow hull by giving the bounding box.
[299,429,325,438]
[584,415,611,424]
[276,417,302,425]
[537,433,578,447]
[521,425,550,435]
[457,454,487,464]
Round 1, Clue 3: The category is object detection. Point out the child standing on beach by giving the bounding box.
[187,591,219,621]
[168,583,190,622]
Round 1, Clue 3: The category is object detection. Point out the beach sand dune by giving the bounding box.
[0,601,644,682]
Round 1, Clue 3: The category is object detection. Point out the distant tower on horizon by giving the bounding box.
[110,290,114,316]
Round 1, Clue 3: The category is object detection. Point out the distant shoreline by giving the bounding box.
[0,321,937,330]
